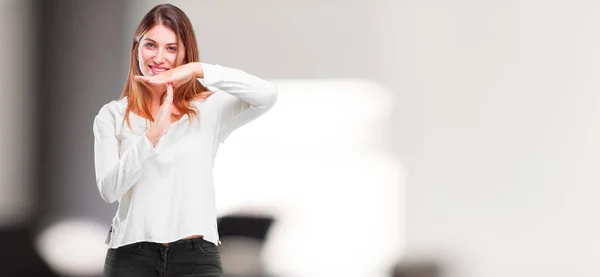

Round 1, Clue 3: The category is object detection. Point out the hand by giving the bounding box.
[145,83,174,146]
[135,62,203,88]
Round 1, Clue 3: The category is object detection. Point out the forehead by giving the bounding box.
[142,24,179,43]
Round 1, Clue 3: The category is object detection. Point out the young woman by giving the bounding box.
[93,4,277,277]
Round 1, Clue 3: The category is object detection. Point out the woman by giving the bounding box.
[93,4,278,277]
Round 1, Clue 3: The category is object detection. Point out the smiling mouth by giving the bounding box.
[149,65,169,75]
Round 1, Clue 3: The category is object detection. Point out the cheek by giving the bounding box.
[176,48,186,65]
[137,49,151,74]
[167,53,181,66]
[137,56,145,69]
[138,48,150,65]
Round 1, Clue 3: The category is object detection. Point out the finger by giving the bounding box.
[135,76,159,85]
[150,78,168,85]
[166,83,173,96]
[135,75,169,85]
[165,83,174,101]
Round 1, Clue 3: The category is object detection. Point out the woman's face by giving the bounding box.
[137,24,186,76]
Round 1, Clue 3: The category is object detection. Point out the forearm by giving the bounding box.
[95,132,158,203]
[198,62,278,108]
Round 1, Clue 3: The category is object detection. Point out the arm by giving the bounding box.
[198,63,279,142]
[134,62,278,142]
[93,104,159,203]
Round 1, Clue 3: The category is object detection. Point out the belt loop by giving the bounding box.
[191,238,198,250]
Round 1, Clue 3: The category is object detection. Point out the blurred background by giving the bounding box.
[2,0,600,276]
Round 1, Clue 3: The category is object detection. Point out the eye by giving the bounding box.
[167,46,177,52]
[145,42,155,48]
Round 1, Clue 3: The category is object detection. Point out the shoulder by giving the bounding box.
[95,97,127,122]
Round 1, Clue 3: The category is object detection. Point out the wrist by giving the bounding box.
[145,129,160,146]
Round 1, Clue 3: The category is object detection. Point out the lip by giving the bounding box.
[149,65,169,75]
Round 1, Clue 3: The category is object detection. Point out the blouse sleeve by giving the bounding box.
[93,103,159,203]
[200,63,278,143]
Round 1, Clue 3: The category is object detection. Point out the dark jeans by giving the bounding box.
[103,237,223,277]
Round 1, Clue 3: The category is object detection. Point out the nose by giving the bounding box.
[153,50,165,65]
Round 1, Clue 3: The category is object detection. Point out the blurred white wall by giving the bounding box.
[125,0,378,79]
[214,79,404,277]
[0,0,35,228]
[392,1,600,277]
[117,1,600,277]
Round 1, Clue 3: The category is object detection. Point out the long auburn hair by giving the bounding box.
[120,3,211,131]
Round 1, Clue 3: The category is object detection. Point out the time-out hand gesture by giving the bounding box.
[145,83,174,146]
[134,62,202,88]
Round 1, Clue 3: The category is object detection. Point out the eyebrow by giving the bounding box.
[142,38,178,46]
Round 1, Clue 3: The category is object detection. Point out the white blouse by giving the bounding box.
[93,63,278,248]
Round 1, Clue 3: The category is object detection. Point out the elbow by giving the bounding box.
[263,82,279,107]
[267,82,279,97]
[250,82,278,110]
[96,178,118,203]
